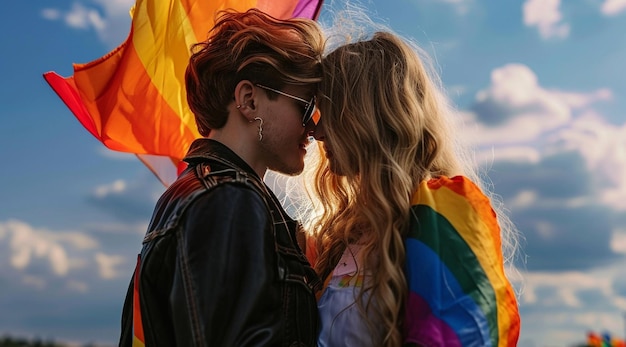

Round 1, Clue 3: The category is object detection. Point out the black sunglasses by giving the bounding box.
[255,84,319,127]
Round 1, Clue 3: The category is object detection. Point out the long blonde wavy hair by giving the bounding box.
[303,25,518,346]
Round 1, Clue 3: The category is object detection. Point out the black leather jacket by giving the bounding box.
[119,139,321,346]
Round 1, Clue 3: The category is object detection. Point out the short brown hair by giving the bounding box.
[185,8,324,136]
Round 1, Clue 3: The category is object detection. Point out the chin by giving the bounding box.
[271,163,304,177]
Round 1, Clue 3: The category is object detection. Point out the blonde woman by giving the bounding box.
[307,30,520,346]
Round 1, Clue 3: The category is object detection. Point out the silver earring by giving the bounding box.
[254,117,263,141]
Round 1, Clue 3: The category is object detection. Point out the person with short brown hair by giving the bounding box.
[119,8,325,346]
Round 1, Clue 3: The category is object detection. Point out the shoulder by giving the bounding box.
[156,168,269,229]
[407,174,499,243]
[416,175,482,195]
[190,181,268,215]
[410,175,490,208]
[178,162,268,211]
[180,182,272,245]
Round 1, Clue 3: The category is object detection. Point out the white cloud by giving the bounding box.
[464,117,545,146]
[475,146,541,165]
[1,220,73,276]
[550,88,613,109]
[552,113,626,209]
[523,0,570,39]
[41,8,61,21]
[508,190,539,210]
[521,310,624,346]
[611,230,626,254]
[476,64,539,106]
[87,177,160,223]
[95,252,126,279]
[94,179,127,198]
[466,65,616,161]
[56,231,100,250]
[465,64,579,147]
[522,270,613,307]
[519,262,626,345]
[0,219,135,283]
[92,0,134,46]
[477,64,571,126]
[41,1,133,48]
[64,2,105,30]
[601,0,626,16]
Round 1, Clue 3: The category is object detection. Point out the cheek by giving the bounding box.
[277,104,303,128]
[268,110,305,142]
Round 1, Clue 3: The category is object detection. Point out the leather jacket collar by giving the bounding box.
[183,138,260,180]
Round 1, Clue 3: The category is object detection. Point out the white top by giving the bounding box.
[317,244,383,347]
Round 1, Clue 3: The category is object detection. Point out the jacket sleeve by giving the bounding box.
[170,183,279,346]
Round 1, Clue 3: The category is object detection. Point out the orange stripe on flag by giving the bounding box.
[181,1,258,41]
[132,255,145,346]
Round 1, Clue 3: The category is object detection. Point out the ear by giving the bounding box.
[234,80,257,118]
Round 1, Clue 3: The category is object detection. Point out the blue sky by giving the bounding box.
[1,0,625,346]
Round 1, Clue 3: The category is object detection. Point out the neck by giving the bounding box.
[208,131,266,178]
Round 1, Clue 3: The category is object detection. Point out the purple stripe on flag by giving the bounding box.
[292,0,323,18]
[404,292,462,346]
[404,238,492,346]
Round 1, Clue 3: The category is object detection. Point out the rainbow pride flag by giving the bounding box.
[43,0,324,186]
[404,175,520,346]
